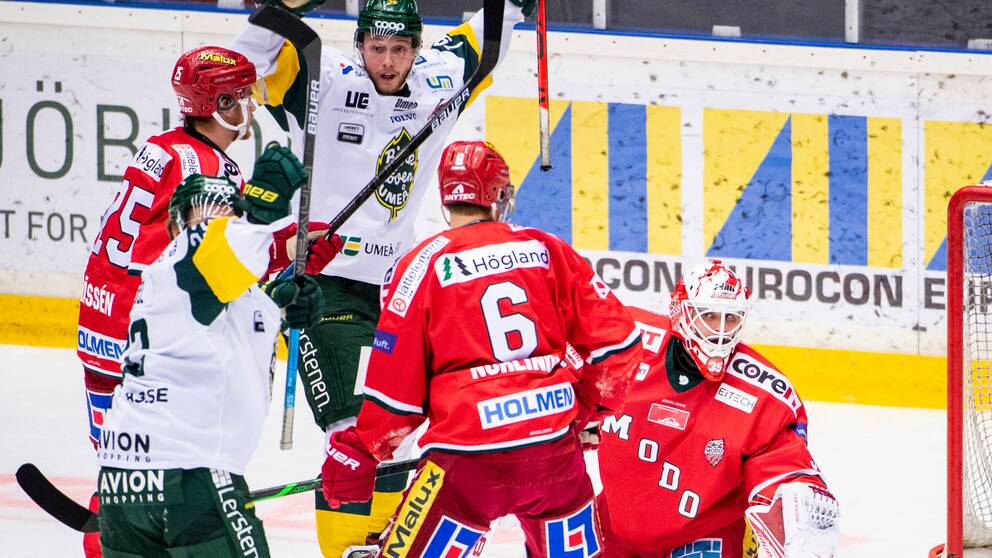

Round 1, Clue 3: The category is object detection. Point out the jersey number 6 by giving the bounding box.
[480,281,538,362]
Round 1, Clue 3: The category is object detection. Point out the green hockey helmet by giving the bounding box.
[168,174,243,229]
[356,0,423,47]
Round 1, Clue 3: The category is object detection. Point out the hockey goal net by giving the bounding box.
[942,185,992,558]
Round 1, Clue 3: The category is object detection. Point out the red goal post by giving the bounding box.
[937,185,992,558]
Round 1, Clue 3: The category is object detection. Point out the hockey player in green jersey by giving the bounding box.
[96,146,341,558]
[233,0,533,554]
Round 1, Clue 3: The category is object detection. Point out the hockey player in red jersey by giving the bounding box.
[595,260,840,558]
[319,141,643,557]
[74,45,339,558]
[79,45,260,445]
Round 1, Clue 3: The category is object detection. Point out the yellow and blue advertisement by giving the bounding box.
[486,96,992,408]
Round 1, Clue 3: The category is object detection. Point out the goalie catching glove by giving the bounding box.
[321,426,378,508]
[745,482,840,558]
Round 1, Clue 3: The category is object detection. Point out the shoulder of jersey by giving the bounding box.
[627,306,672,361]
[123,128,190,184]
[327,49,370,80]
[723,344,804,417]
[410,42,463,78]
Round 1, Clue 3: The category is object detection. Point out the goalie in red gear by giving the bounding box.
[595,260,840,558]
[320,140,643,557]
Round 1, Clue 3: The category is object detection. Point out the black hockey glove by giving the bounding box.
[243,143,307,224]
[510,0,536,17]
[264,275,324,329]
[259,0,326,17]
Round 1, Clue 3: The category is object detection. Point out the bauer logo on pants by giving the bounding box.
[545,500,601,558]
[422,516,486,558]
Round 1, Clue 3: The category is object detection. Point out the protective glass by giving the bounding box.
[250,78,269,106]
[494,184,516,222]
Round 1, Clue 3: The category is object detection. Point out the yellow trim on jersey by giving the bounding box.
[447,21,491,108]
[263,40,302,107]
[381,461,445,557]
[192,217,262,303]
[450,20,482,60]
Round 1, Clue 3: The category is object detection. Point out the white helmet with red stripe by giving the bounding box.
[669,259,751,381]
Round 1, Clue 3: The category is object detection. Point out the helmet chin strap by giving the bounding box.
[212,98,254,140]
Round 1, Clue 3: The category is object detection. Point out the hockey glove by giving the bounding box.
[321,427,378,508]
[259,0,326,17]
[509,0,536,17]
[745,482,839,558]
[267,222,344,276]
[263,275,324,329]
[243,144,307,224]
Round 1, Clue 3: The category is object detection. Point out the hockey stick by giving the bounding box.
[245,456,419,508]
[16,458,420,533]
[248,4,322,451]
[535,0,552,171]
[15,464,98,533]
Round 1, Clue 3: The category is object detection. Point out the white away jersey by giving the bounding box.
[96,215,292,474]
[233,1,523,284]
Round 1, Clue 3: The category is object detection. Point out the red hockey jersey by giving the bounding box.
[77,127,244,377]
[597,306,826,553]
[355,221,642,460]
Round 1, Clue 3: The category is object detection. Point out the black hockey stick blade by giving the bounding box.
[323,0,506,236]
[16,463,99,533]
[248,5,319,52]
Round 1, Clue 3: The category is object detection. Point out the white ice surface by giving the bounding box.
[0,345,945,557]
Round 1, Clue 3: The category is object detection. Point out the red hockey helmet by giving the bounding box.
[438,141,515,222]
[171,46,259,117]
[669,260,751,381]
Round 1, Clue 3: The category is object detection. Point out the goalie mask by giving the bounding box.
[168,175,244,230]
[438,141,515,223]
[171,46,264,140]
[669,260,751,381]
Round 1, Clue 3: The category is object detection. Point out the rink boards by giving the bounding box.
[3,1,992,407]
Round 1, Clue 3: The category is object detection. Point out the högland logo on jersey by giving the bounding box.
[647,403,690,430]
[376,129,419,221]
[434,240,550,287]
[705,438,725,467]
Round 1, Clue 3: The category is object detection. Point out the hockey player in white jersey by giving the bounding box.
[233,0,534,553]
[96,147,340,558]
